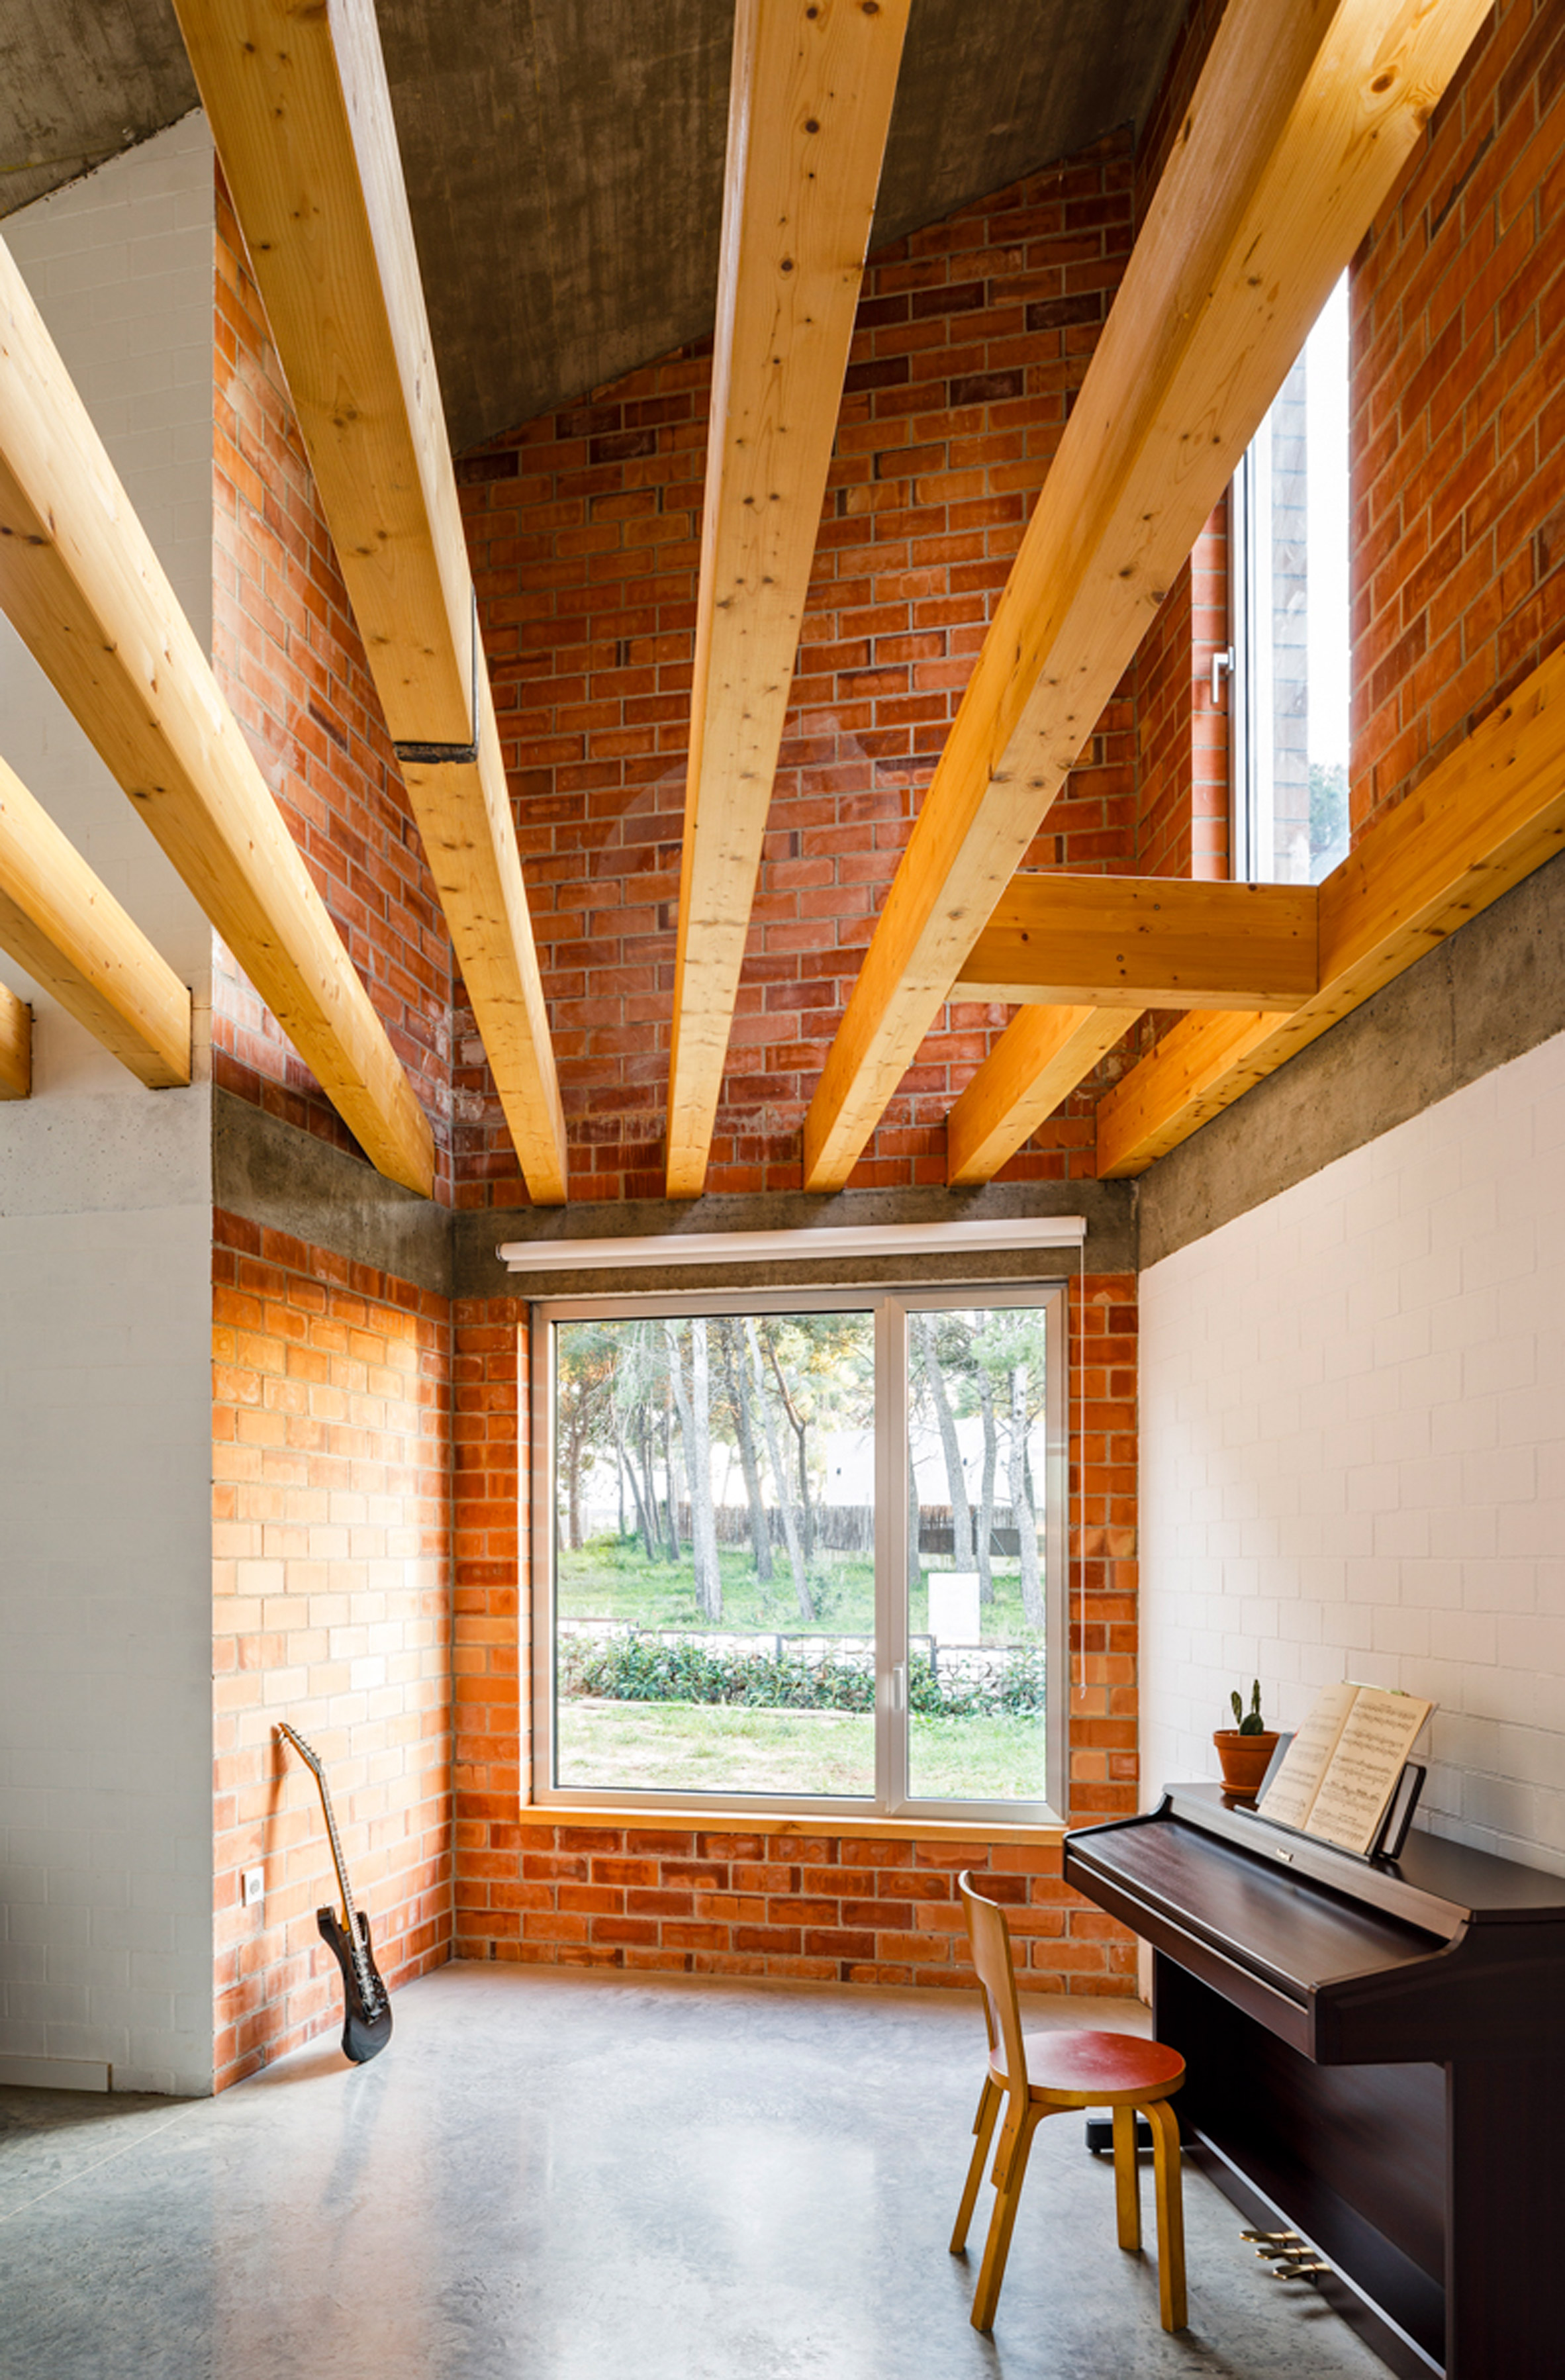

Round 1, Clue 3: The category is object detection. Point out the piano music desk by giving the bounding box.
[1065,1784,1565,2379]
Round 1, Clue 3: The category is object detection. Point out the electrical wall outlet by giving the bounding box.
[242,1867,265,1908]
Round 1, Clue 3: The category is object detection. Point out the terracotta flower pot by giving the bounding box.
[1212,1729,1281,1801]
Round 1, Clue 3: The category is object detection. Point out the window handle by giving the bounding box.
[1210,645,1235,708]
[890,1662,907,1713]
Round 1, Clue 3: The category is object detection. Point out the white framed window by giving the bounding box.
[529,1284,1067,1821]
[1230,273,1351,885]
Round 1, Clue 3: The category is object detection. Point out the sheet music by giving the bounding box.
[1257,1680,1358,1830]
[1304,1688,1433,1856]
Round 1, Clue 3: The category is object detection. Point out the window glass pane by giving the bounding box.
[1245,273,1351,886]
[905,1306,1049,1805]
[1302,275,1351,877]
[553,1311,877,1799]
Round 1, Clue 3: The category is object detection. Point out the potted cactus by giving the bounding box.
[1212,1679,1281,1801]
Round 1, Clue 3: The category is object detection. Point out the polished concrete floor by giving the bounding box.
[0,1964,1390,2380]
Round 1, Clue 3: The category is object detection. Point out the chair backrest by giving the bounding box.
[958,1872,1028,2093]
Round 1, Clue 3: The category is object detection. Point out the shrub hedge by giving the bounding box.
[561,1632,1046,1719]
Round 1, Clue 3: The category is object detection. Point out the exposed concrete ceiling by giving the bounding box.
[0,0,1184,453]
[0,0,197,209]
[378,0,1187,451]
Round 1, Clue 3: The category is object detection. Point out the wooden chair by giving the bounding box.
[950,1872,1188,2334]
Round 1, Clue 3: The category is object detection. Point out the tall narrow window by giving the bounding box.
[1231,273,1351,885]
[532,1286,1066,1820]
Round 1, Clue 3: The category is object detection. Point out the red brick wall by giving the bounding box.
[212,1212,453,2088]
[450,1273,1138,1995]
[455,133,1141,1210]
[1354,0,1565,824]
[1135,561,1196,880]
[1070,1273,1139,1816]
[481,1825,1131,1994]
[453,1298,530,1829]
[211,171,455,1196]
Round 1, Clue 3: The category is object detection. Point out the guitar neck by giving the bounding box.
[281,1727,358,1934]
[316,1779,358,1936]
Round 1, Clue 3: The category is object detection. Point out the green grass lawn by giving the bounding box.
[557,1533,1045,1644]
[557,1698,1049,1803]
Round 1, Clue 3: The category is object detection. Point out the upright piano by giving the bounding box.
[1065,1784,1565,2378]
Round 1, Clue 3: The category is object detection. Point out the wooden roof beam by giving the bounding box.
[0,231,434,1195]
[665,0,910,1198]
[957,875,1316,1011]
[1097,641,1565,1175]
[0,971,29,1099]
[0,752,191,1087]
[800,0,1490,1192]
[1092,1010,1280,1176]
[176,0,567,1203]
[947,1006,1140,1188]
[945,868,1316,1186]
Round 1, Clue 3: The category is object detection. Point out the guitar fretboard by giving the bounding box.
[279,1725,360,1937]
[319,1785,358,1935]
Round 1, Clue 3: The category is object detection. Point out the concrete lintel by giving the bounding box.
[455,1178,1135,1301]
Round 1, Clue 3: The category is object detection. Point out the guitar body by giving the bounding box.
[316,1906,393,2064]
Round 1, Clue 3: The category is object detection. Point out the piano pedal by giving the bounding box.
[1084,2113,1153,2155]
[1247,2229,1333,2281]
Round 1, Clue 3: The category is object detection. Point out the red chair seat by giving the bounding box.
[1002,2028,1186,2105]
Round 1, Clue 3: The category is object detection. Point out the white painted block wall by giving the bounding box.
[1140,1027,1565,1877]
[0,117,218,2093]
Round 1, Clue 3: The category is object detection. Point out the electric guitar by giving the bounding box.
[277,1724,393,2064]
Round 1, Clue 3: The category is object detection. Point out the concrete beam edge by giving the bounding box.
[207,1094,1140,1297]
[211,1090,452,1296]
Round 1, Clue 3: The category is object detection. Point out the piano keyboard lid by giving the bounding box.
[1065,1788,1462,2007]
